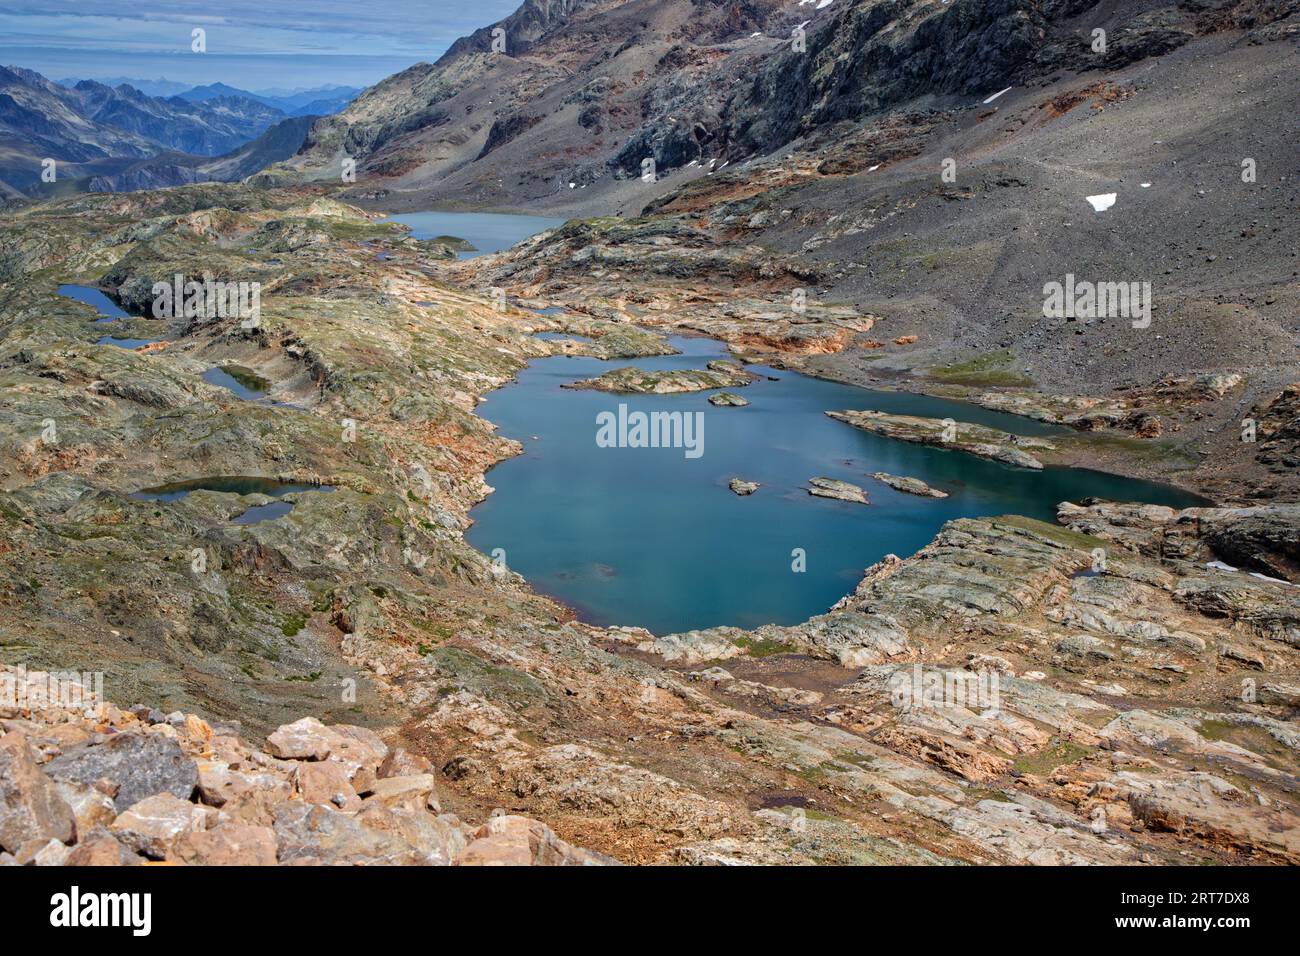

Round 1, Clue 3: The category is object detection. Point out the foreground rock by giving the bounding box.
[807,477,868,504]
[828,410,1051,469]
[564,361,757,394]
[0,666,610,866]
[869,472,948,498]
[0,733,75,855]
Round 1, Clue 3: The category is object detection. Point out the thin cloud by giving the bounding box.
[0,0,524,87]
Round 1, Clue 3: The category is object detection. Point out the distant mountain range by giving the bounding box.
[176,82,361,116]
[0,67,342,195]
[58,78,361,116]
[57,76,193,98]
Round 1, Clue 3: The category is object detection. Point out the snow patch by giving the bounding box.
[1086,193,1117,213]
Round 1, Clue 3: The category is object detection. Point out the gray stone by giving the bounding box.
[46,732,198,812]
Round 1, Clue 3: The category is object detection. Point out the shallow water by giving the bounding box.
[202,365,269,400]
[96,335,164,349]
[131,477,334,524]
[466,335,1207,635]
[57,284,131,322]
[382,211,567,259]
[534,331,595,343]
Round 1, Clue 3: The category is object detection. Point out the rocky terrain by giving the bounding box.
[328,0,1293,500]
[1,181,1296,866]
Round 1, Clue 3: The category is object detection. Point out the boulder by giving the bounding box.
[807,477,869,504]
[455,815,612,866]
[0,732,75,853]
[195,760,290,807]
[65,832,143,866]
[295,761,361,811]
[272,802,423,865]
[54,779,117,836]
[354,805,466,865]
[45,732,197,811]
[870,471,948,498]
[170,824,278,866]
[379,747,433,778]
[110,793,208,859]
[264,717,341,761]
[363,774,440,812]
[709,391,750,407]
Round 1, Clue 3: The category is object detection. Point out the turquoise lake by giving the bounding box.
[466,335,1208,635]
[381,211,567,258]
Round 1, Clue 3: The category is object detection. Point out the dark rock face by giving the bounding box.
[1199,506,1300,582]
[718,0,1275,159]
[611,122,705,178]
[478,111,544,159]
[46,733,199,811]
[722,0,1043,157]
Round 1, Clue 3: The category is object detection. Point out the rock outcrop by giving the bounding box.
[828,410,1051,470]
[564,360,757,394]
[870,472,948,498]
[807,477,869,504]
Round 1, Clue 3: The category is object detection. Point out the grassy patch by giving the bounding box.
[928,350,1034,388]
[280,613,307,637]
[1012,738,1092,776]
[732,635,798,657]
[995,514,1106,551]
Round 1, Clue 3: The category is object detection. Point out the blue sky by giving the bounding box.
[0,0,524,91]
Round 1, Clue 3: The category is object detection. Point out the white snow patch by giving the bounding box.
[1250,572,1297,587]
[982,87,1012,105]
[1086,192,1117,212]
[1140,183,1151,188]
[1206,560,1239,572]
